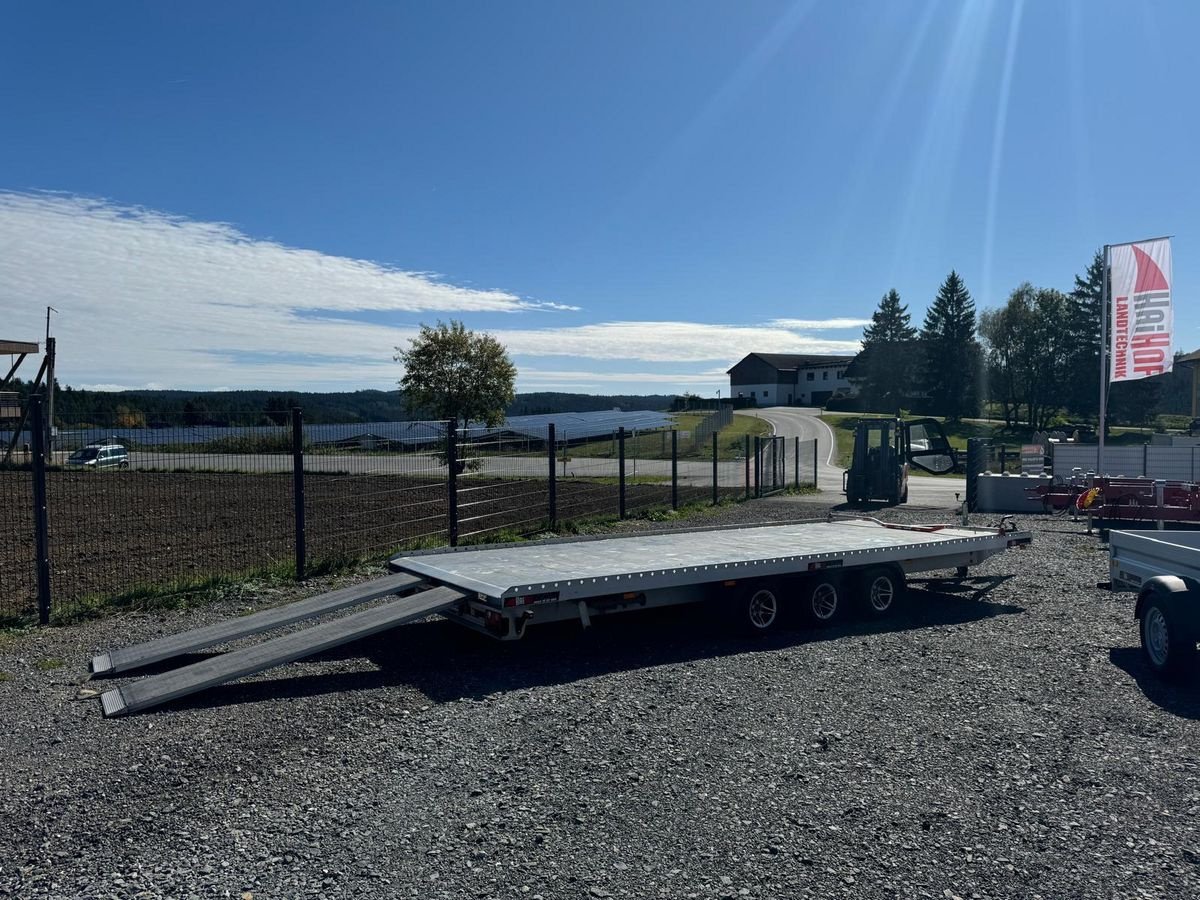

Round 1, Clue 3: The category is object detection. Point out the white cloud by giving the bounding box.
[0,192,864,393]
[498,321,861,362]
[768,317,871,329]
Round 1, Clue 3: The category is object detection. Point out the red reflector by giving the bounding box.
[503,597,517,608]
[522,596,536,605]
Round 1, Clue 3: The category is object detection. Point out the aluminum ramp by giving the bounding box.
[91,572,424,676]
[99,585,467,717]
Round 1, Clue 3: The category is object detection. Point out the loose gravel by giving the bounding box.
[2,498,1200,899]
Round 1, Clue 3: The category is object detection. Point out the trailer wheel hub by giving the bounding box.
[1144,606,1170,667]
[747,589,778,629]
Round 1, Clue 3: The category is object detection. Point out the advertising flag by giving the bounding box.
[1110,238,1173,383]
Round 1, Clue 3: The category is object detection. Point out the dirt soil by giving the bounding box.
[0,471,723,621]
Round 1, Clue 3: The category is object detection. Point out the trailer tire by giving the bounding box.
[1140,597,1197,680]
[730,583,781,635]
[804,576,842,626]
[859,566,905,618]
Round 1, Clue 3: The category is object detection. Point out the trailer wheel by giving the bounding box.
[804,576,842,626]
[730,583,780,635]
[1140,598,1197,679]
[860,566,905,618]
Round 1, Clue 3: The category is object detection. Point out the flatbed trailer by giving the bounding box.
[388,517,1031,639]
[91,517,1030,716]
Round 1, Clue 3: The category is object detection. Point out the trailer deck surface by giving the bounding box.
[390,519,1016,601]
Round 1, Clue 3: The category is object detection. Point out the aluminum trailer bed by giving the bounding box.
[387,517,1031,640]
[91,517,1029,717]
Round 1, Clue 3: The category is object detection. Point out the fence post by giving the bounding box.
[712,432,718,506]
[547,423,557,530]
[812,437,819,489]
[671,429,678,510]
[744,434,751,500]
[1143,443,1149,477]
[446,421,459,546]
[618,426,627,519]
[29,395,52,625]
[966,438,988,513]
[754,436,762,498]
[794,436,800,489]
[291,407,306,580]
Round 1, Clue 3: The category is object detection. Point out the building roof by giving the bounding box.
[727,352,855,375]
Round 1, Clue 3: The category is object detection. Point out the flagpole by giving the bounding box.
[1098,244,1110,474]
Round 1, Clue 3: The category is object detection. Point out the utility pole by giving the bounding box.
[45,307,57,452]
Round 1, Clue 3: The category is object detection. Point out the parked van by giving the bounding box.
[66,443,129,470]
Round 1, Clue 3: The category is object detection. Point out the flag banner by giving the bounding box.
[1110,237,1173,383]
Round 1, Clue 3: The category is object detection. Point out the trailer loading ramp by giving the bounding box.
[92,571,425,676]
[95,581,467,717]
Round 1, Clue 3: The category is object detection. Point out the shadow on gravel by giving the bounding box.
[158,577,1023,714]
[1108,647,1200,720]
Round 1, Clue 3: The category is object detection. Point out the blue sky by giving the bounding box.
[1,1,1197,395]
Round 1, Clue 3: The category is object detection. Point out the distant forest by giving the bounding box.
[2,380,677,427]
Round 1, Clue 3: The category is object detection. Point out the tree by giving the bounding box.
[395,320,517,428]
[1063,249,1106,420]
[979,284,1071,431]
[858,289,918,412]
[920,271,981,420]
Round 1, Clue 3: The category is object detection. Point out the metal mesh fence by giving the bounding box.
[0,469,36,622]
[0,404,798,623]
[795,437,819,489]
[555,428,625,523]
[303,423,450,560]
[455,425,552,542]
[44,412,295,620]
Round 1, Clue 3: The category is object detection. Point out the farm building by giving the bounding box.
[727,353,856,407]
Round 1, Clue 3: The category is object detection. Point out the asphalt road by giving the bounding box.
[741,406,969,508]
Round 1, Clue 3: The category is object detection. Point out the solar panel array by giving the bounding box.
[1,409,676,449]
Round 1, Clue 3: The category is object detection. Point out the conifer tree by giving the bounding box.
[859,289,918,412]
[920,271,981,420]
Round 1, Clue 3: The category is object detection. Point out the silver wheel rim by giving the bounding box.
[869,575,894,613]
[811,583,838,620]
[1145,607,1170,667]
[748,590,777,629]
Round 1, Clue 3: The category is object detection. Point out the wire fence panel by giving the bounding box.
[0,470,36,622]
[796,437,818,488]
[2,405,785,624]
[304,440,450,561]
[455,425,552,542]
[756,436,787,497]
[42,413,297,619]
[556,429,622,522]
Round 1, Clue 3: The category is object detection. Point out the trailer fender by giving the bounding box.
[1135,576,1200,637]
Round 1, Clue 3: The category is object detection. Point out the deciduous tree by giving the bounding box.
[395,320,517,428]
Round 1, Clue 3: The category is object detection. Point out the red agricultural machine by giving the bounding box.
[1028,475,1200,524]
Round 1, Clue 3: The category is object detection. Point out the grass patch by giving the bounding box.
[34,657,64,671]
[0,671,11,683]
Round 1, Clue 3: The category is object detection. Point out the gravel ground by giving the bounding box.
[2,499,1200,899]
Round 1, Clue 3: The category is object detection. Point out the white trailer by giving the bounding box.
[1109,529,1200,678]
[92,517,1030,716]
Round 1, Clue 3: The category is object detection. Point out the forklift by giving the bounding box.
[843,417,959,506]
